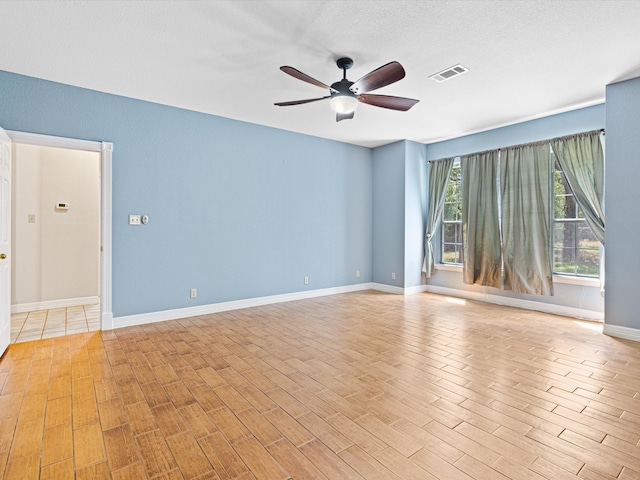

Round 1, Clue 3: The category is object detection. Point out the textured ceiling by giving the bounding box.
[1,0,640,147]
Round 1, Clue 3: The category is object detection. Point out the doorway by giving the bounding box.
[11,143,100,342]
[5,130,113,343]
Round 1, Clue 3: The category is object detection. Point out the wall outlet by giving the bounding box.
[356,270,360,278]
[129,214,141,225]
[304,276,309,285]
[190,288,197,298]
[391,272,396,280]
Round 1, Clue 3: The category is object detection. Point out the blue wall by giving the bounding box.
[0,70,373,317]
[605,77,640,329]
[404,140,427,288]
[426,105,605,160]
[372,141,405,286]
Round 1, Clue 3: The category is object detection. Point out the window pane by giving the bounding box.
[554,247,576,275]
[577,223,597,248]
[454,223,462,244]
[555,194,578,220]
[576,250,599,276]
[554,222,576,249]
[442,162,462,265]
[443,202,456,221]
[443,244,460,264]
[443,223,457,243]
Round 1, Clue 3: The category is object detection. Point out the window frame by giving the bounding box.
[437,149,601,280]
[551,157,601,278]
[440,159,463,266]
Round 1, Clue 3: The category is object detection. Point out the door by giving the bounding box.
[0,127,12,357]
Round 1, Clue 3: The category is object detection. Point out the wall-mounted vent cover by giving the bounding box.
[429,64,469,82]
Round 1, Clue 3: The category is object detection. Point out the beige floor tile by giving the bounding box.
[11,303,100,344]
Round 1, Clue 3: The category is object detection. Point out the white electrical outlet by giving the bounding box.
[129,214,141,225]
[356,270,360,278]
[304,276,309,285]
[391,272,396,280]
[190,288,197,298]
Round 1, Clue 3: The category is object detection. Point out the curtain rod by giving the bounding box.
[427,128,604,163]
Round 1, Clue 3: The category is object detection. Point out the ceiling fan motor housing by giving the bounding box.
[336,57,354,71]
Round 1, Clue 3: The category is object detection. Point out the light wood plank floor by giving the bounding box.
[1,290,639,479]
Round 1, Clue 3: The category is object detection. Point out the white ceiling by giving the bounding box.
[2,0,640,148]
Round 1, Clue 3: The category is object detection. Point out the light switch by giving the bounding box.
[28,214,36,223]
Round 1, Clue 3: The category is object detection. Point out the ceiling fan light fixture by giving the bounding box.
[330,94,358,114]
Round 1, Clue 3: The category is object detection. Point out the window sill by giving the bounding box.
[434,264,462,272]
[553,275,600,287]
[434,264,600,287]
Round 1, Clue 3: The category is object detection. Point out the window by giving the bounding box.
[441,162,462,264]
[553,159,600,276]
[440,152,601,278]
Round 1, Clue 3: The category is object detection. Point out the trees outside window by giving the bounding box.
[442,163,462,264]
[553,159,600,276]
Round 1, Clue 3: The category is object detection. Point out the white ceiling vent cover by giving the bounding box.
[429,64,469,82]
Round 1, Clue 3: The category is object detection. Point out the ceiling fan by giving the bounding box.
[275,57,419,122]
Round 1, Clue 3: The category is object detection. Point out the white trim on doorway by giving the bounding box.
[6,130,113,331]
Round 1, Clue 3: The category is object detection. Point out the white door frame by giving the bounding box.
[7,130,113,330]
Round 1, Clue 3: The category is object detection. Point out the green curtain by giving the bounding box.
[423,158,454,277]
[501,143,554,296]
[551,131,605,245]
[461,151,501,288]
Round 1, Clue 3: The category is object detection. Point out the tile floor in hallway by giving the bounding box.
[10,304,100,343]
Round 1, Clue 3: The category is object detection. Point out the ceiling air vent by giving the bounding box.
[429,64,469,83]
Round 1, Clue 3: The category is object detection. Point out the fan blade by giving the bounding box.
[336,111,355,122]
[280,66,333,90]
[350,61,405,93]
[274,96,330,106]
[358,94,419,111]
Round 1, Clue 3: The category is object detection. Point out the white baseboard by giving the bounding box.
[12,296,100,314]
[101,311,114,331]
[114,283,381,329]
[370,283,406,295]
[603,324,640,342]
[424,285,604,322]
[111,281,602,331]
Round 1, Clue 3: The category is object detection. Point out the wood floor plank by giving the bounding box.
[41,423,73,466]
[299,438,364,480]
[40,458,75,480]
[103,424,140,471]
[198,431,250,479]
[338,445,404,480]
[232,436,291,480]
[165,431,214,479]
[373,446,436,480]
[125,401,158,436]
[73,422,107,469]
[75,460,110,480]
[45,396,72,427]
[135,428,178,478]
[409,447,475,480]
[263,407,315,447]
[267,438,329,479]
